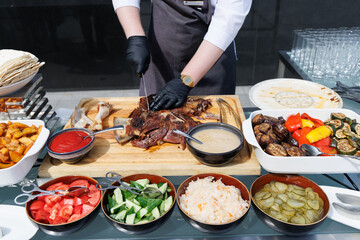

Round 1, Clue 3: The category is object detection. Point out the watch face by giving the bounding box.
[182,75,194,87]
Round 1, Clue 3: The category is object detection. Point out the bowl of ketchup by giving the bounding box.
[46,128,95,163]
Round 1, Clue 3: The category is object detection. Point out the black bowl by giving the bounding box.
[101,173,176,235]
[186,123,244,166]
[250,174,330,235]
[25,175,102,236]
[176,173,251,233]
[46,128,95,164]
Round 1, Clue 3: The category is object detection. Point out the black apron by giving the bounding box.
[140,0,236,96]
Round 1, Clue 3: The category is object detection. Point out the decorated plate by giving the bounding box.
[249,78,343,109]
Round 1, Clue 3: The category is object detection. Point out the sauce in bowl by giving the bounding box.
[190,128,241,153]
[49,130,92,153]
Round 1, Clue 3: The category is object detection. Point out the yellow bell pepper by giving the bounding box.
[301,119,315,128]
[306,126,332,143]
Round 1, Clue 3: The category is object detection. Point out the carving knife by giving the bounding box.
[140,73,150,110]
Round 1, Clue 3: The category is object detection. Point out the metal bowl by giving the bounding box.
[101,173,176,235]
[25,175,101,236]
[186,123,244,166]
[46,128,95,164]
[176,173,251,233]
[250,173,330,235]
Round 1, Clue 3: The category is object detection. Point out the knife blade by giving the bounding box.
[336,193,360,206]
[332,202,360,220]
[141,73,150,110]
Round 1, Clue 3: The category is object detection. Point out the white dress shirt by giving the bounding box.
[112,0,252,51]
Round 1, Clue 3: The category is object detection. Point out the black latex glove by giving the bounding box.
[126,36,150,75]
[150,78,191,111]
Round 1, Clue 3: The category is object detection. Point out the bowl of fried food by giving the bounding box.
[251,173,329,235]
[0,120,49,186]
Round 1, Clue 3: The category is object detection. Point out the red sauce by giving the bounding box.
[49,130,92,153]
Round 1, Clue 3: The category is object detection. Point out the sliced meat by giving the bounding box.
[266,143,287,156]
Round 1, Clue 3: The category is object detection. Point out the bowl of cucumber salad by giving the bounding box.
[101,173,176,234]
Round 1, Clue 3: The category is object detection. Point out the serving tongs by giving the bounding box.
[332,193,360,220]
[95,172,162,198]
[216,98,242,129]
[14,182,89,204]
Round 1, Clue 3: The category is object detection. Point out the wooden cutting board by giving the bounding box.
[39,95,260,177]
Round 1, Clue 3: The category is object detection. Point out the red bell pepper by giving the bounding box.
[298,127,312,147]
[292,129,302,141]
[285,113,302,132]
[301,113,324,127]
[317,146,337,156]
[314,136,331,147]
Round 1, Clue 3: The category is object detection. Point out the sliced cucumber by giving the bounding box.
[125,199,142,213]
[126,213,136,224]
[331,113,346,121]
[113,188,123,204]
[336,139,357,155]
[115,209,127,221]
[136,207,148,219]
[159,200,166,214]
[151,207,160,219]
[158,182,168,194]
[146,183,159,189]
[110,202,125,214]
[136,219,150,224]
[164,196,173,212]
[135,179,150,187]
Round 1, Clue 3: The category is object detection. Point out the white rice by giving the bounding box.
[179,176,249,224]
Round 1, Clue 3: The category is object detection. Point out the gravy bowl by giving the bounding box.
[186,123,244,166]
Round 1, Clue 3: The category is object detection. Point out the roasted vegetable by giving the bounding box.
[336,139,357,155]
[351,123,360,135]
[273,123,289,140]
[285,113,302,132]
[306,126,332,144]
[252,114,265,126]
[331,113,346,121]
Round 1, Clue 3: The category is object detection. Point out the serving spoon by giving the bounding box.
[83,125,125,139]
[300,144,360,160]
[173,129,203,144]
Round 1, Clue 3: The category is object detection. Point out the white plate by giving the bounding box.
[0,205,38,239]
[249,78,343,109]
[242,108,360,174]
[0,70,38,96]
[320,186,360,230]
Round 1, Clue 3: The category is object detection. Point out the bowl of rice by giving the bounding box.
[176,173,251,233]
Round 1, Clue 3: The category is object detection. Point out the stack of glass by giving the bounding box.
[289,27,360,87]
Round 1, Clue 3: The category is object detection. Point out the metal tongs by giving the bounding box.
[332,193,360,220]
[95,172,162,198]
[14,182,89,204]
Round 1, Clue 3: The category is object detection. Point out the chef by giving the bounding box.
[112,0,252,110]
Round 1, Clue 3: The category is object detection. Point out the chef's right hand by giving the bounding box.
[126,36,150,75]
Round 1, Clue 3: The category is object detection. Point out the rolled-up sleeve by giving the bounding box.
[112,0,140,10]
[204,0,252,51]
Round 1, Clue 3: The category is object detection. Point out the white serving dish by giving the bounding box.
[0,70,38,96]
[242,108,360,174]
[0,120,49,186]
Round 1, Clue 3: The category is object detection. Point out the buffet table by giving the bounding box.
[1,87,360,239]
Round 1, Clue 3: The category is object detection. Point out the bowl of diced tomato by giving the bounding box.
[25,176,102,236]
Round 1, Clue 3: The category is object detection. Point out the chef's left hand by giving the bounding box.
[150,77,191,111]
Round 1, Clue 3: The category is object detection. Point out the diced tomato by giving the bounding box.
[48,215,66,225]
[73,197,82,206]
[30,200,45,211]
[44,195,62,207]
[59,205,73,221]
[285,113,302,132]
[88,191,101,206]
[79,194,90,204]
[318,146,337,156]
[292,129,302,141]
[46,182,64,191]
[34,209,49,223]
[73,205,83,215]
[62,198,74,206]
[49,203,61,220]
[67,213,82,223]
[43,203,52,213]
[70,180,90,189]
[81,204,94,216]
[314,136,331,147]
[36,195,46,202]
[31,210,37,219]
[298,127,312,147]
[301,113,324,127]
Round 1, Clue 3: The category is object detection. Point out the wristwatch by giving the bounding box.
[180,74,194,88]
